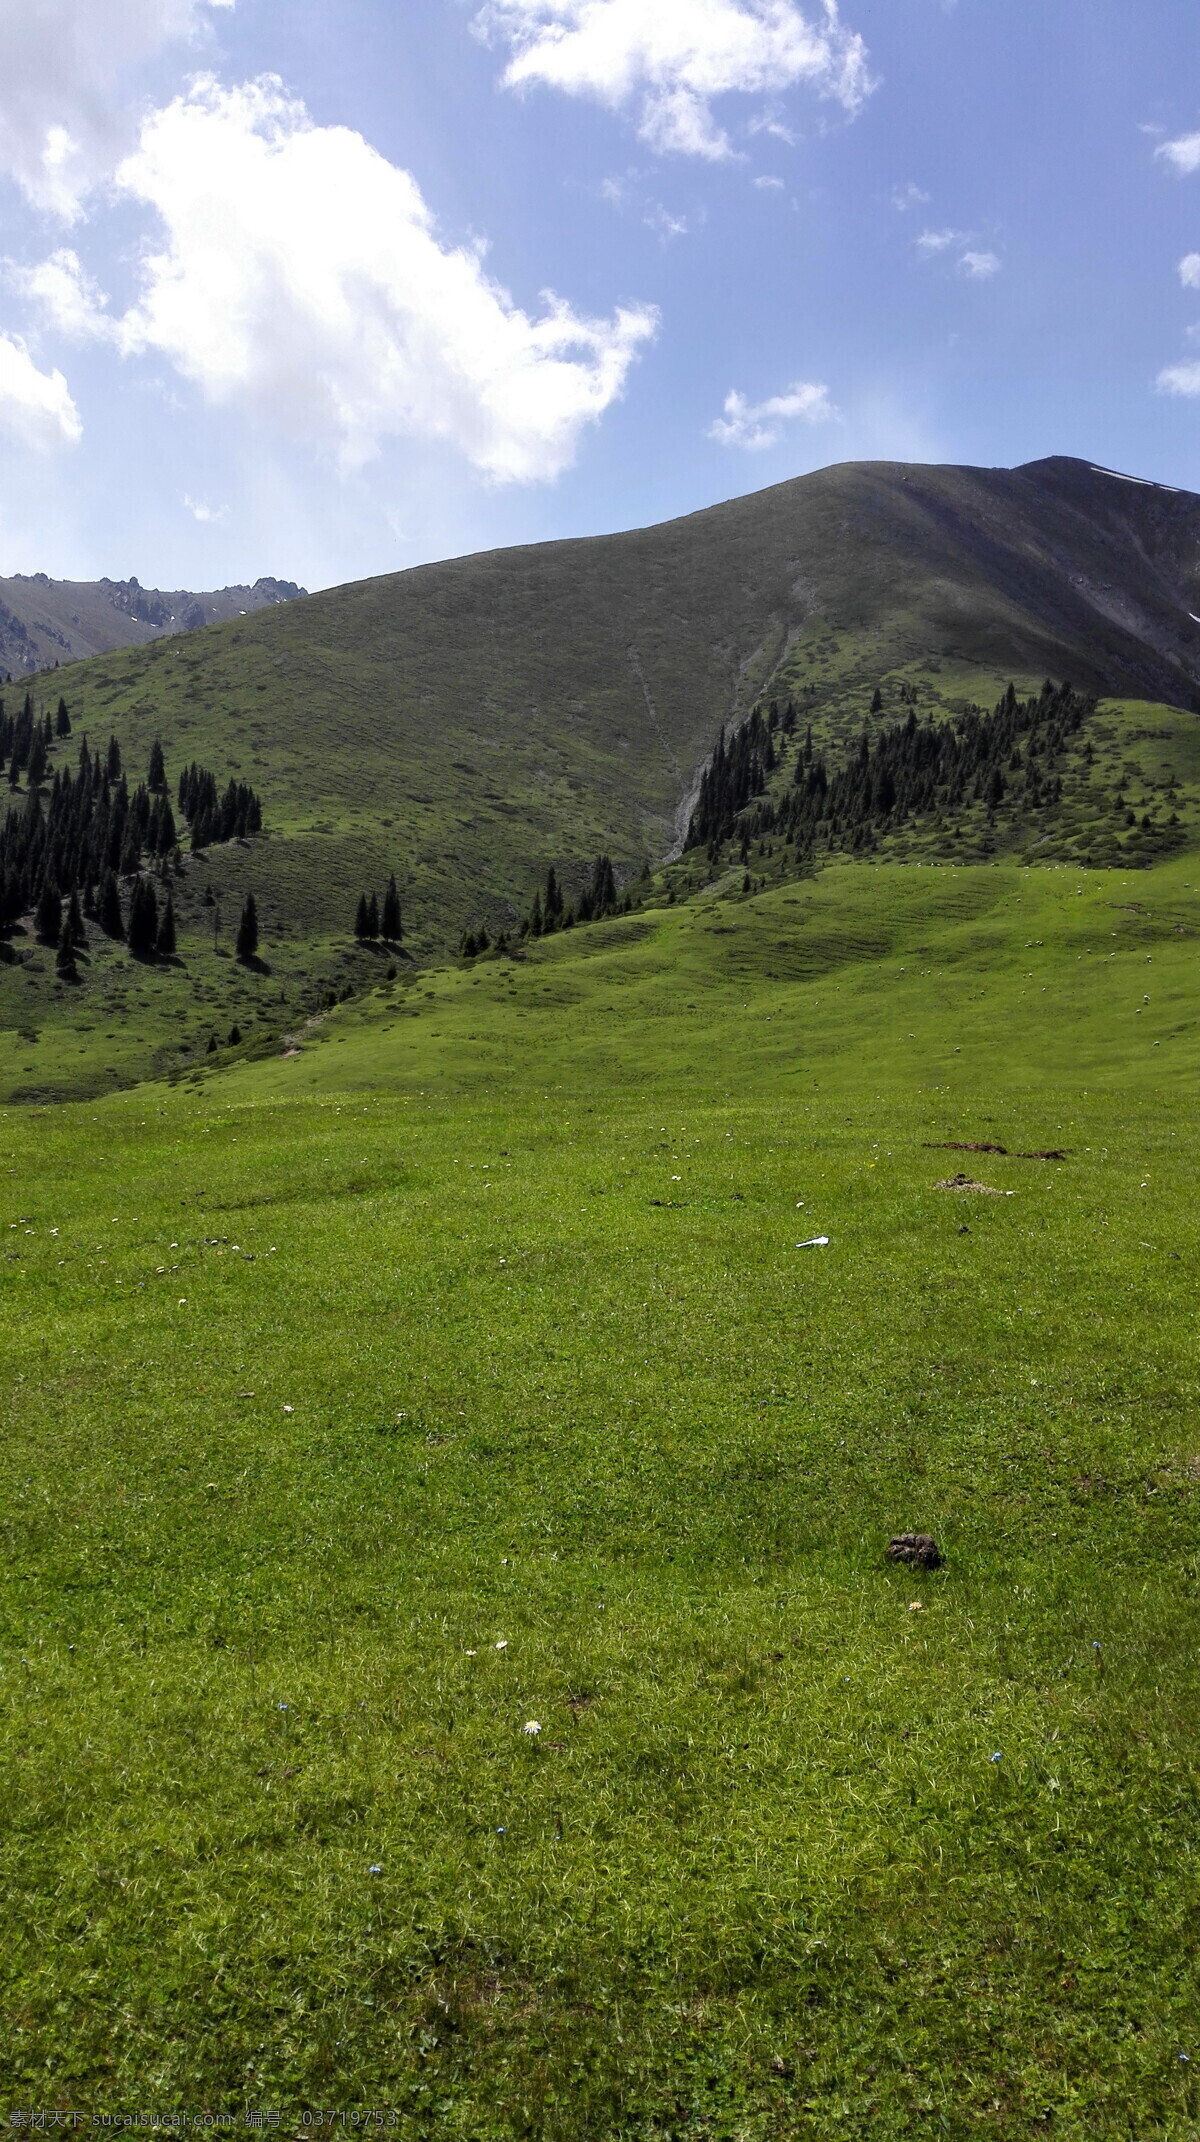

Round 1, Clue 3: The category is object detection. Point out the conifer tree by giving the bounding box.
[55,697,71,738]
[148,739,166,790]
[871,687,883,714]
[35,878,61,944]
[127,877,158,958]
[100,871,124,939]
[228,1024,241,1046]
[236,892,259,963]
[66,889,86,949]
[381,873,402,943]
[365,892,379,940]
[55,914,76,979]
[354,892,370,939]
[119,818,141,876]
[106,736,122,781]
[156,892,177,958]
[27,733,47,788]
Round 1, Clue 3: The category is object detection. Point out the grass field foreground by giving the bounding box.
[2,858,1200,2134]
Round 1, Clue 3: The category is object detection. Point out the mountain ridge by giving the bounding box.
[16,454,1200,964]
[0,570,306,675]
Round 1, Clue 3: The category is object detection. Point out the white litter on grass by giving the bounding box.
[796,1236,830,1249]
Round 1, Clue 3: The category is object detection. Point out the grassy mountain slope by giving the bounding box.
[4,854,1200,2129]
[1,455,1198,1104]
[34,457,1200,948]
[1,690,1198,1107]
[0,571,305,674]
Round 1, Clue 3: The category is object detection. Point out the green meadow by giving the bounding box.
[3,852,1200,2133]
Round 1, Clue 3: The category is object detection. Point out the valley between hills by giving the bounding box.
[3,456,1200,2131]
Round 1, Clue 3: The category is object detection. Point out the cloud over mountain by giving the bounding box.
[707,377,834,448]
[0,330,82,448]
[476,0,873,159]
[0,0,231,217]
[24,76,657,481]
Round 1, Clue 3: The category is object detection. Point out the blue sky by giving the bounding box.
[0,0,1198,591]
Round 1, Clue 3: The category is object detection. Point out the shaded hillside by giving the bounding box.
[26,456,1200,963]
[0,571,305,674]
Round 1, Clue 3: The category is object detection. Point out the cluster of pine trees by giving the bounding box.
[0,693,72,790]
[178,763,263,849]
[353,875,402,942]
[686,701,797,850]
[522,855,622,940]
[686,680,1097,862]
[0,709,267,973]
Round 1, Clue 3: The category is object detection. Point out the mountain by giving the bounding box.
[24,455,1200,958]
[0,571,306,674]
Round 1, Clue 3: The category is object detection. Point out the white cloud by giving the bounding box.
[708,377,835,449]
[891,181,929,212]
[915,230,1000,278]
[754,173,785,189]
[475,0,874,160]
[33,76,656,481]
[1157,131,1200,177]
[9,248,115,340]
[1180,253,1200,289]
[0,0,231,218]
[915,226,959,254]
[1158,360,1200,396]
[644,202,688,239]
[184,493,228,522]
[0,331,81,448]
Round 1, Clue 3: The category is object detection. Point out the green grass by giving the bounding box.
[3,854,1200,2131]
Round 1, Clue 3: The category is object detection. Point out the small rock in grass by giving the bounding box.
[887,1532,943,1571]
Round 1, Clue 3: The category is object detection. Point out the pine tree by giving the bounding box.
[156,892,177,958]
[235,892,259,963]
[127,878,158,958]
[100,871,124,939]
[871,687,883,714]
[381,873,402,942]
[354,893,370,939]
[365,892,379,940]
[228,1024,241,1045]
[148,738,166,790]
[35,878,61,943]
[119,818,141,876]
[66,889,86,949]
[106,736,122,781]
[55,914,76,979]
[55,697,71,738]
[27,733,47,788]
